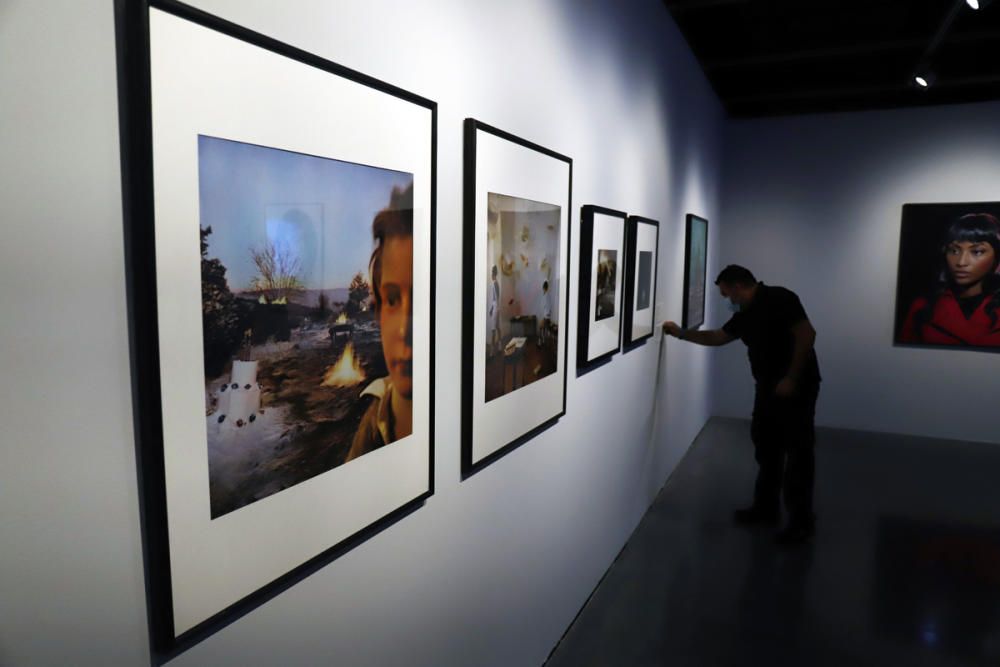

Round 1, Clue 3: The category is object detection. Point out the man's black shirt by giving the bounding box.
[722,283,821,388]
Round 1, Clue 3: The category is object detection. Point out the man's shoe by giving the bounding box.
[732,506,780,525]
[774,521,815,546]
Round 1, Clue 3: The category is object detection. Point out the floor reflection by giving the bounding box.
[736,530,814,659]
[547,419,1000,667]
[875,517,1000,663]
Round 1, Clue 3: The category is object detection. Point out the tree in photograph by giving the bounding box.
[345,271,371,317]
[201,226,247,377]
[316,291,331,319]
[249,239,305,303]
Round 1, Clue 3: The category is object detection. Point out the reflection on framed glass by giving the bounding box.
[894,202,1000,351]
[117,0,435,657]
[462,119,572,475]
[577,206,626,369]
[623,215,660,346]
[682,214,708,330]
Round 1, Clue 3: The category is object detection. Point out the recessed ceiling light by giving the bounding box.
[967,0,980,9]
[915,76,929,87]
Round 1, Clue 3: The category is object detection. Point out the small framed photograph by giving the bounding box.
[682,214,708,330]
[117,0,436,656]
[623,215,660,346]
[577,206,627,369]
[462,119,572,475]
[894,202,1000,351]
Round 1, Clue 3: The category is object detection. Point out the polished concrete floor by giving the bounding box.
[547,417,1000,667]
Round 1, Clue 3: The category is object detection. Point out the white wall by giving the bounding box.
[714,101,1000,445]
[0,1,723,665]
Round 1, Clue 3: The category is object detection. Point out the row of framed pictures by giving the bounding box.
[577,209,709,369]
[577,208,659,369]
[576,208,709,365]
[117,0,709,659]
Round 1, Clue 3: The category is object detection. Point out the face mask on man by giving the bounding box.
[727,299,742,313]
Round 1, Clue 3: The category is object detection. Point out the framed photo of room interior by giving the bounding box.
[462,118,573,475]
[117,0,436,656]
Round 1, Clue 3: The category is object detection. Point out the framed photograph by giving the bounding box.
[577,206,626,369]
[116,0,436,656]
[623,215,660,346]
[682,214,708,330]
[894,202,1000,351]
[462,119,572,475]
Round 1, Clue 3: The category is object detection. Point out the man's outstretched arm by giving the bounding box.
[662,321,735,346]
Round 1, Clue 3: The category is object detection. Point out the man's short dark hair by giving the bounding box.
[715,265,757,287]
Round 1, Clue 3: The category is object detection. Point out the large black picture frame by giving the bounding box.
[682,213,708,330]
[116,0,437,660]
[623,215,660,347]
[462,118,573,477]
[577,205,627,370]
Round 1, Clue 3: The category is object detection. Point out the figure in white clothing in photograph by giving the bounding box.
[488,264,502,356]
[538,279,554,346]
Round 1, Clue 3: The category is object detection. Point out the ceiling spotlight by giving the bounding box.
[967,0,980,9]
[912,70,936,89]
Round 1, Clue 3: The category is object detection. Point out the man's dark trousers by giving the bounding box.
[750,383,820,525]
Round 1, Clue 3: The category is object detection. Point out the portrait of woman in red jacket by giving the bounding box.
[898,211,1000,350]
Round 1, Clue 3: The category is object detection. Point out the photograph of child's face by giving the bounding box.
[198,134,414,518]
[378,235,413,399]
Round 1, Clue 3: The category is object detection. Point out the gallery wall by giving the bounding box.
[714,100,1000,444]
[0,1,723,665]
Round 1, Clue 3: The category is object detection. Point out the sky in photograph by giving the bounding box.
[198,134,413,290]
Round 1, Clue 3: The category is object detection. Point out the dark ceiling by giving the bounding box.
[663,0,1000,117]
